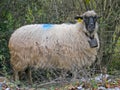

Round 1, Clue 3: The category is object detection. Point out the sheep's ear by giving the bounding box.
[75,16,83,22]
[74,16,83,20]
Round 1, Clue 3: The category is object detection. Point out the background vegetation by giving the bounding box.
[0,0,120,81]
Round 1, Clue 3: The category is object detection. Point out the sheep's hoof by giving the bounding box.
[88,38,98,48]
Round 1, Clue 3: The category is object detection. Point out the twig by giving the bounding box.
[37,79,69,88]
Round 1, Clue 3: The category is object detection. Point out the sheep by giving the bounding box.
[8,10,100,83]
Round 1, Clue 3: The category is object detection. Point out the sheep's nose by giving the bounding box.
[88,24,95,33]
[89,23,95,28]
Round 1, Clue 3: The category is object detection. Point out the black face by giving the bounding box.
[83,16,97,33]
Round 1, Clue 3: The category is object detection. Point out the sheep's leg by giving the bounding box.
[28,68,32,84]
[14,71,19,81]
[71,69,77,82]
[54,69,66,82]
[61,69,67,81]
[26,67,32,84]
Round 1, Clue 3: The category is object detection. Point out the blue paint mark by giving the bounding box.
[42,24,53,30]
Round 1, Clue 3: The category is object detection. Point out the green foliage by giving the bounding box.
[0,2,15,76]
[85,0,90,4]
[25,5,35,23]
